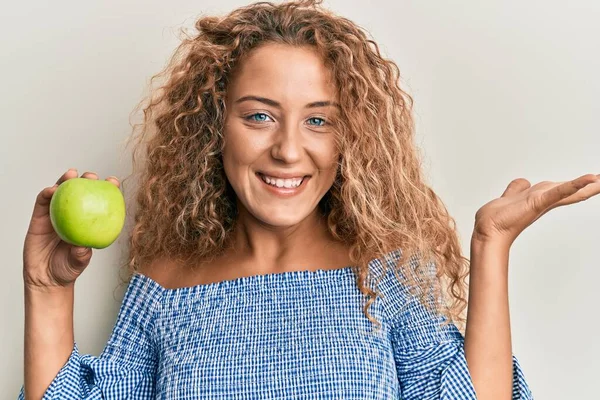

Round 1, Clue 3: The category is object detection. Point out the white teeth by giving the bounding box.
[261,174,303,188]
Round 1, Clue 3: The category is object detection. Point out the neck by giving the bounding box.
[228,205,337,269]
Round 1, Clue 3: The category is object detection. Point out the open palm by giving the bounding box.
[473,173,600,247]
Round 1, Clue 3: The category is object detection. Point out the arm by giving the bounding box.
[464,172,600,399]
[24,285,75,400]
[382,249,533,399]
[21,169,98,399]
[20,170,158,399]
[464,238,513,400]
[19,275,161,400]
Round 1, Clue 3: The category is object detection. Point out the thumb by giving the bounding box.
[501,178,531,198]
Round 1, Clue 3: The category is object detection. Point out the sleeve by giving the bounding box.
[390,294,534,399]
[17,275,162,400]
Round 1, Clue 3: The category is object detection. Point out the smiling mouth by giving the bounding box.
[257,172,308,189]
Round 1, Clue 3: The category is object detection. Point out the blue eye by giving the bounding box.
[307,117,326,126]
[244,113,327,126]
[246,113,272,122]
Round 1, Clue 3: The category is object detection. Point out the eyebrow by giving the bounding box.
[235,95,341,109]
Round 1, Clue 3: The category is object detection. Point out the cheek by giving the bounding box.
[312,143,340,175]
[223,130,259,167]
[224,119,275,163]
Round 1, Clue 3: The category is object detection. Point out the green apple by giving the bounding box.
[49,177,126,249]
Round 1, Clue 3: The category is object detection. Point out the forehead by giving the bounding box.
[227,43,337,104]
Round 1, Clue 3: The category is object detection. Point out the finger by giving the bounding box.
[81,171,98,180]
[105,176,120,188]
[31,185,58,219]
[548,178,600,209]
[32,169,82,220]
[55,168,78,185]
[538,174,599,210]
[69,246,93,269]
[501,178,531,197]
[572,173,600,189]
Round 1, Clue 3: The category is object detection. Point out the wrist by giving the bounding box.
[25,282,74,312]
[470,233,511,253]
[24,276,75,294]
[469,235,511,276]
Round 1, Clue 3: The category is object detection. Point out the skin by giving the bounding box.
[216,43,350,276]
[466,174,600,398]
[21,41,600,398]
[23,170,118,399]
[22,43,352,398]
[144,43,353,289]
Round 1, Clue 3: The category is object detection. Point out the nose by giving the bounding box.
[270,122,302,164]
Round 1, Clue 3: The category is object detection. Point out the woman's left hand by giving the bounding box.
[472,173,600,248]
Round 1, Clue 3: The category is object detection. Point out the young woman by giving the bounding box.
[20,0,599,398]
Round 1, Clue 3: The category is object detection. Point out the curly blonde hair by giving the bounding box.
[120,0,470,332]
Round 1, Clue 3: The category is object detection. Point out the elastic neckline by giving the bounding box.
[131,265,358,301]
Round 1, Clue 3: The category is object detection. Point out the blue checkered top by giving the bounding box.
[19,249,533,399]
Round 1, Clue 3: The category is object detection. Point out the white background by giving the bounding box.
[1,0,598,398]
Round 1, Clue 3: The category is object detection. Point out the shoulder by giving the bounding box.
[137,256,213,289]
[370,249,441,327]
[137,257,183,289]
[113,259,169,328]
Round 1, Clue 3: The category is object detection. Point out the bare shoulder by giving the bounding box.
[138,257,185,289]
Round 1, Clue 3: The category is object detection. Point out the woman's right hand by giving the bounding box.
[23,168,121,289]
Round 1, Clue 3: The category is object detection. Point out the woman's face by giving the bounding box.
[222,43,340,228]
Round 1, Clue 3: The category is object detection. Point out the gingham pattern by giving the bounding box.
[19,249,533,399]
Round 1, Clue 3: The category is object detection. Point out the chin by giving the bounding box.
[255,208,310,227]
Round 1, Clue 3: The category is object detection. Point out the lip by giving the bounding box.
[256,172,310,198]
[258,171,310,180]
